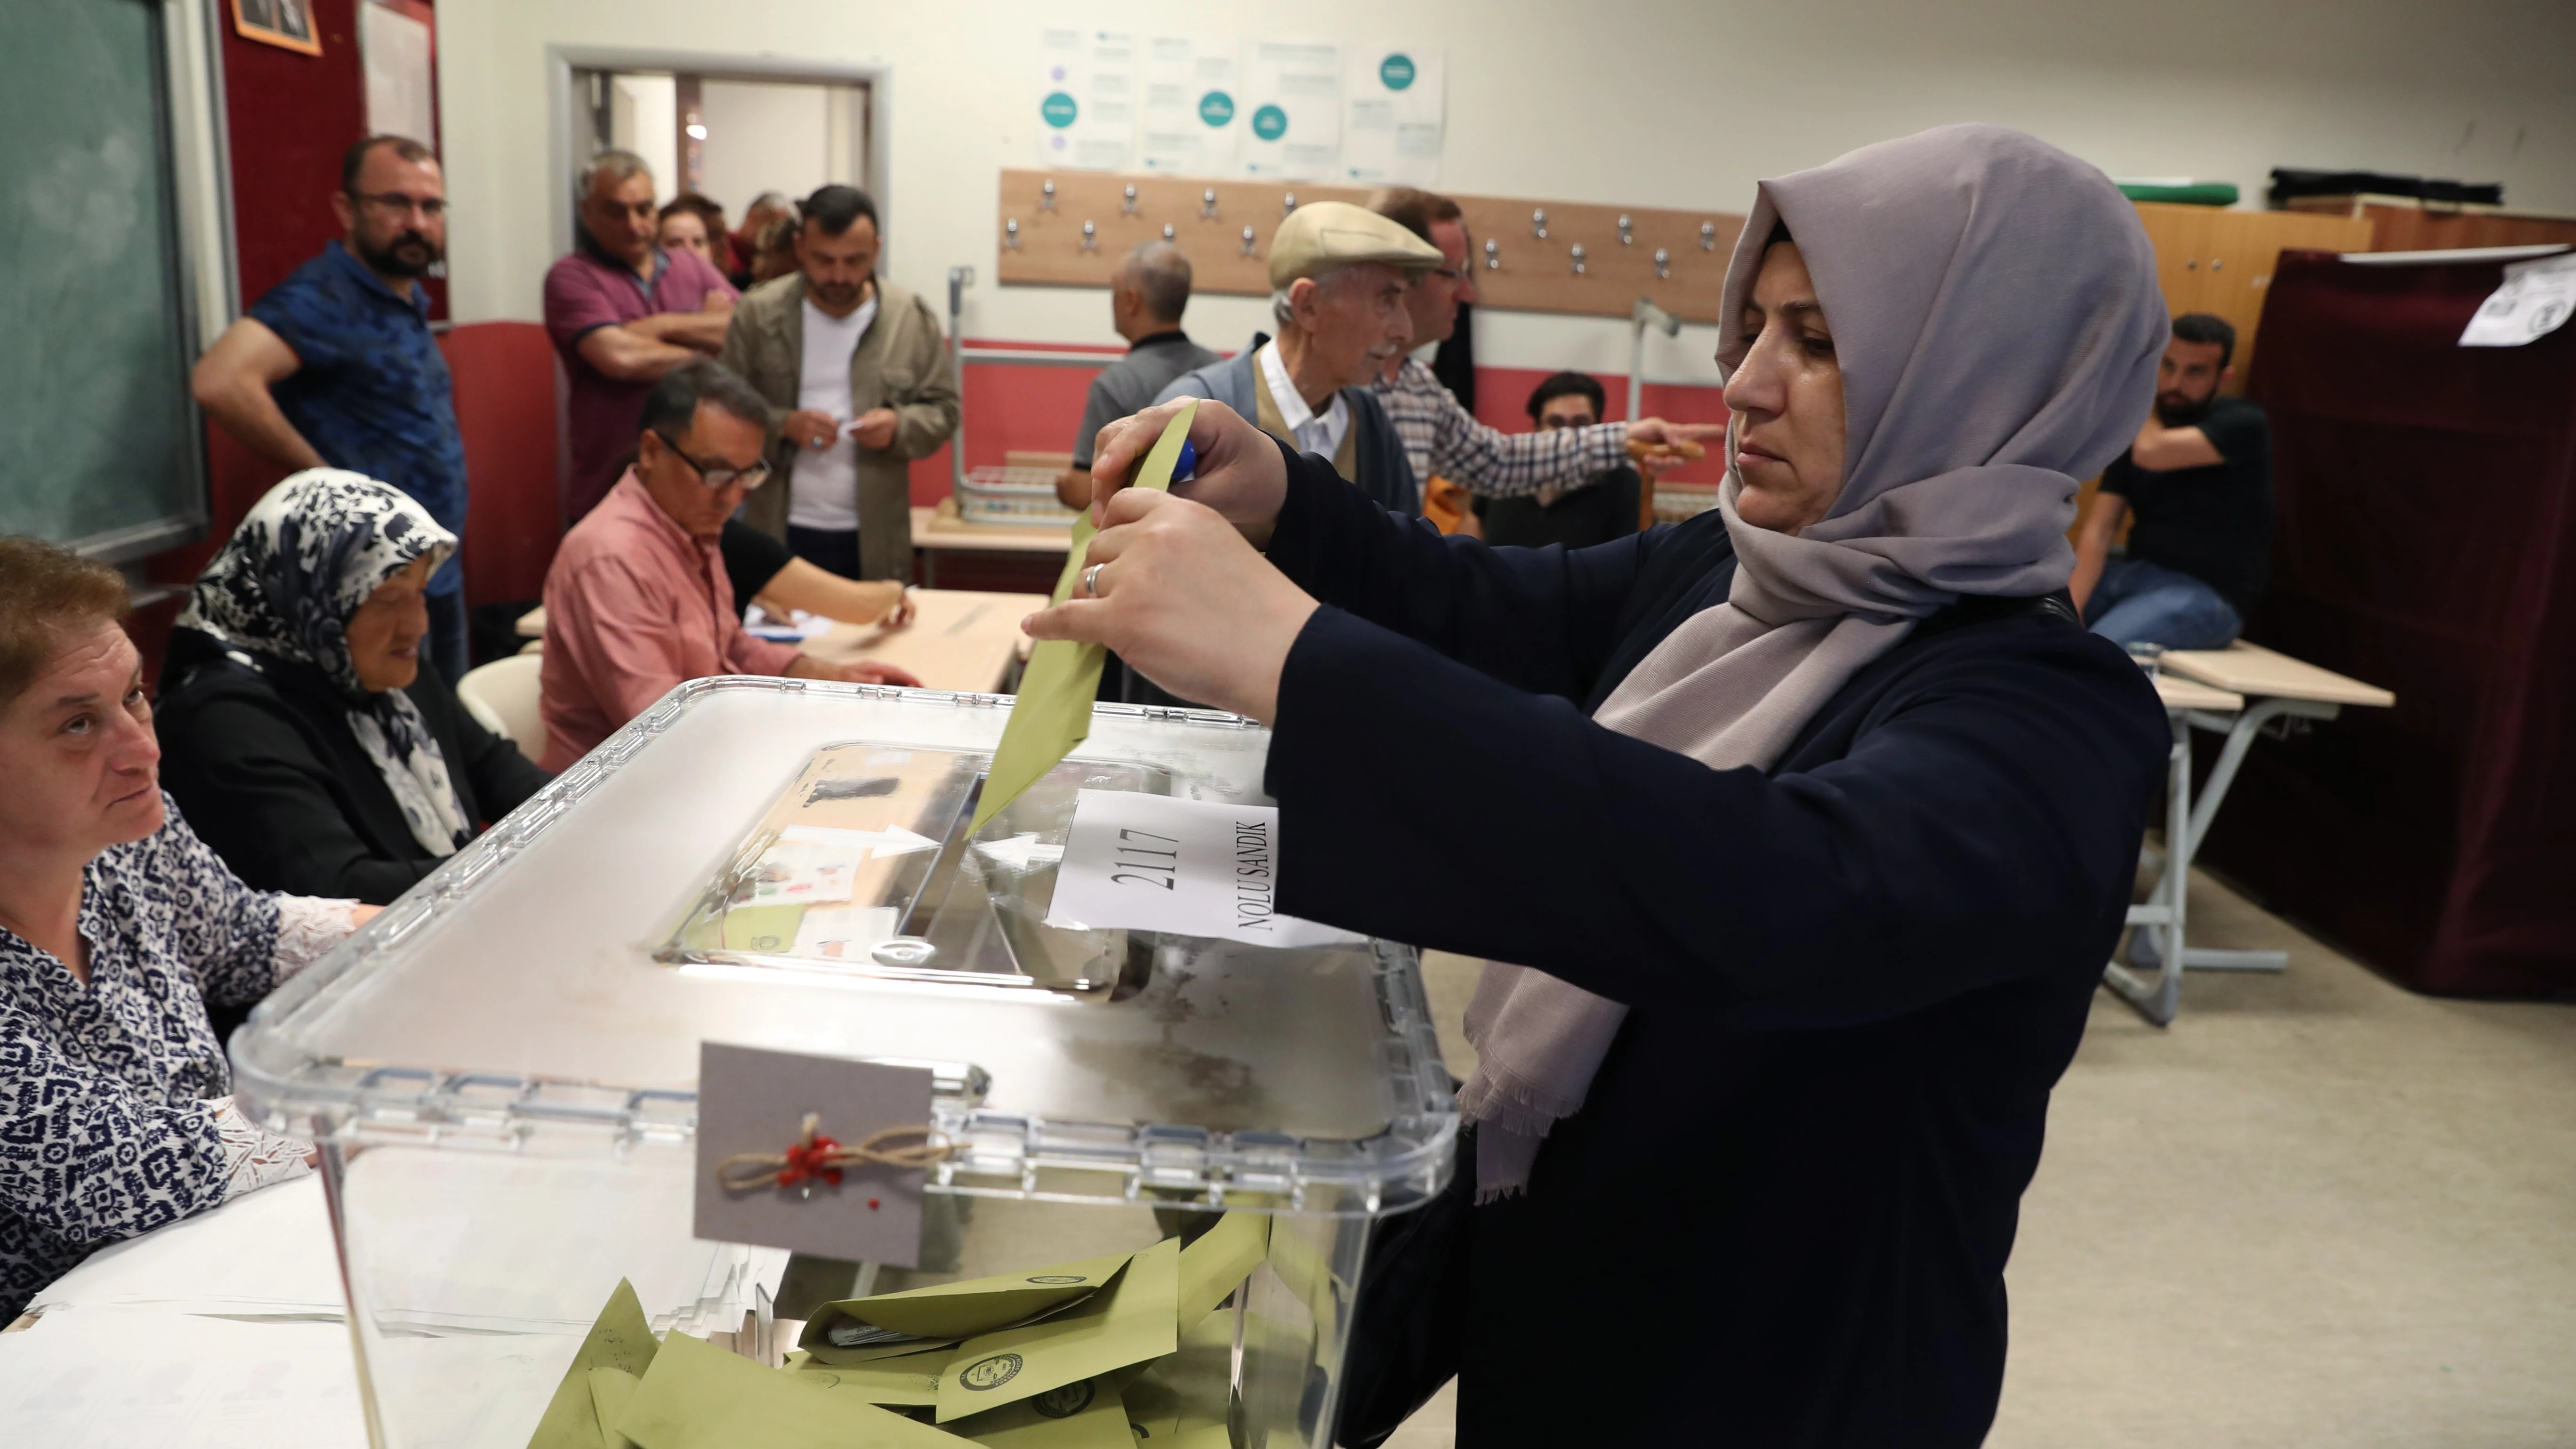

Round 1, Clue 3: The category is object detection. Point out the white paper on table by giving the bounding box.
[2459,250,2576,346]
[31,1174,344,1317]
[742,604,838,642]
[1044,789,1366,948]
[1239,40,1342,180]
[0,1304,368,1448]
[1339,46,1443,186]
[1138,35,1242,175]
[1036,28,1138,171]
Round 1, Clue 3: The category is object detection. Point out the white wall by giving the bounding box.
[435,0,2576,389]
[606,73,677,207]
[697,79,847,224]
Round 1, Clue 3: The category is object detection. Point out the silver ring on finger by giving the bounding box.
[1082,563,1105,598]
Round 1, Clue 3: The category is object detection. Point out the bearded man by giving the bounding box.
[2071,312,2275,651]
[192,135,476,683]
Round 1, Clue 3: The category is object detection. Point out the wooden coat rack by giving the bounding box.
[995,169,1745,324]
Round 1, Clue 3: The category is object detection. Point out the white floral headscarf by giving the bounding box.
[177,470,472,857]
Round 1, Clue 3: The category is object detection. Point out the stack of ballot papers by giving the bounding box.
[528,1210,1287,1448]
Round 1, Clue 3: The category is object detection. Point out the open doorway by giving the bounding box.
[566,63,874,276]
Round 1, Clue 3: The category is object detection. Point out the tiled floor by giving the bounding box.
[1384,869,2576,1447]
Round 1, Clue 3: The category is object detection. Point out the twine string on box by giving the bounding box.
[717,1112,953,1195]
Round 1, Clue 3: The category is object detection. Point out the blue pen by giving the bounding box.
[1173,439,1197,483]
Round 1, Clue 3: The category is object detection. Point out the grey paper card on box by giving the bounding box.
[694,1042,935,1268]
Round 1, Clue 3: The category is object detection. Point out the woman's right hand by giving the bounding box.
[1087,400,1288,547]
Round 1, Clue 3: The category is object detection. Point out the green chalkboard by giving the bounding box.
[0,0,207,558]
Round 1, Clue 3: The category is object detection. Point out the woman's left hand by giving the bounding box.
[1023,490,1318,724]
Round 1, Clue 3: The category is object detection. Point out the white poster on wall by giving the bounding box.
[1238,40,1341,180]
[1340,46,1442,185]
[359,2,436,151]
[1137,36,1242,175]
[1035,28,1137,171]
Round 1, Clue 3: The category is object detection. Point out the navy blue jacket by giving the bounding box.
[1256,448,2167,1447]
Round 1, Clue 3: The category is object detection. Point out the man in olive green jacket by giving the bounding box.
[716,185,959,582]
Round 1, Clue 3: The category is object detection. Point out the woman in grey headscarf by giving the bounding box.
[157,471,550,904]
[1042,125,2174,1445]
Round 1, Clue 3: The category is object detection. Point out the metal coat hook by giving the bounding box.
[1040,179,1057,212]
[1570,242,1588,275]
[1162,223,1176,241]
[1283,191,1298,214]
[1531,208,1549,240]
[1618,215,1634,245]
[1079,219,1097,252]
[1201,188,1218,218]
[1483,237,1500,270]
[1241,225,1258,256]
[1121,183,1139,215]
[1005,218,1021,250]
[1653,247,1670,279]
[1699,220,1717,250]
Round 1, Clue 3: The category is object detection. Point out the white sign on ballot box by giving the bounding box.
[1045,789,1366,949]
[2459,250,2576,346]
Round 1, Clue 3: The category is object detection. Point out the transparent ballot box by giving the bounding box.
[232,679,1457,1449]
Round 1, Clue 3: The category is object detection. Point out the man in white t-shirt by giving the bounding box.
[719,186,960,580]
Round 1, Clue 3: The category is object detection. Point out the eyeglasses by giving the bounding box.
[652,429,771,491]
[354,192,447,219]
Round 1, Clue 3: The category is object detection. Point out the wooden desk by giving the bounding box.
[510,592,1039,695]
[910,501,1073,589]
[2152,673,2244,713]
[2158,641,2395,708]
[799,588,1044,694]
[2107,644,2390,1025]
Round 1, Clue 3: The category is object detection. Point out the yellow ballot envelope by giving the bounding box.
[782,1353,949,1407]
[526,1280,659,1449]
[969,401,1199,833]
[614,1330,968,1449]
[802,1250,1133,1347]
[934,1238,1182,1421]
[588,1368,644,1449]
[1175,1210,1271,1328]
[947,1369,1145,1448]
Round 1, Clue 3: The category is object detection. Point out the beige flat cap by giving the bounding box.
[1267,201,1444,289]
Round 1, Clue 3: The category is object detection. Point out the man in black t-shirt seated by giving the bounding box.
[2072,312,2272,651]
[1473,371,1645,550]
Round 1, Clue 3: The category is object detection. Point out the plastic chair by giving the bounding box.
[455,653,547,763]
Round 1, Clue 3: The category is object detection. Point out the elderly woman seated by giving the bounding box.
[156,471,551,904]
[0,536,377,1319]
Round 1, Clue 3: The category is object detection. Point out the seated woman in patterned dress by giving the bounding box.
[0,536,377,1320]
[155,471,552,904]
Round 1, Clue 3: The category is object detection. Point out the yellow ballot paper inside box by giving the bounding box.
[525,1279,660,1449]
[947,1368,1147,1448]
[614,1329,970,1449]
[589,1368,644,1449]
[802,1249,1134,1348]
[934,1238,1182,1422]
[969,401,1199,834]
[782,1353,948,1407]
[1176,1210,1270,1328]
[1122,1309,1236,1441]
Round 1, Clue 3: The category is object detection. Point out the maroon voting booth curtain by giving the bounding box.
[2198,250,2576,994]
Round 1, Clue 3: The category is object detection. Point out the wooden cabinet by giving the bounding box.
[2130,203,2374,386]
[2286,194,2576,254]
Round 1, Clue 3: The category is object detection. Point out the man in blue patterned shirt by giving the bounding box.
[193,135,473,683]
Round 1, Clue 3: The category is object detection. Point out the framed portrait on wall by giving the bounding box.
[233,0,322,56]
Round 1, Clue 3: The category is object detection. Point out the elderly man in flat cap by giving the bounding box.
[1153,201,1441,516]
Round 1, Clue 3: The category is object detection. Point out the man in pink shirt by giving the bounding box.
[543,150,740,522]
[539,362,918,770]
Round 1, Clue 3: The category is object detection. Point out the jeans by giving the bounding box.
[787,525,863,580]
[426,587,469,685]
[2085,556,2242,652]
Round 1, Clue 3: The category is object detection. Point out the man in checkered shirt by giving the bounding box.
[1367,190,1720,513]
